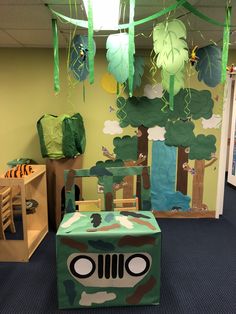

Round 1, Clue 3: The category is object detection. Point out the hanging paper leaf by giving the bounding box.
[153,19,188,75]
[153,19,188,111]
[125,56,145,94]
[195,45,222,88]
[69,35,96,82]
[161,69,185,95]
[106,33,130,84]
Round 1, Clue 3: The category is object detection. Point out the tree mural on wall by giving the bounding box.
[188,135,217,211]
[116,96,168,207]
[166,88,214,195]
[116,88,216,212]
[116,96,168,163]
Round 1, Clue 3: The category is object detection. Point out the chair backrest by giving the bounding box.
[75,199,101,211]
[113,197,139,211]
[0,187,16,240]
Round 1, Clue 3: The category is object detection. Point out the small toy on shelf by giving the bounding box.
[5,164,34,178]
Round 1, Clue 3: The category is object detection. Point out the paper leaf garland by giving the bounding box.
[195,45,222,87]
[106,33,130,84]
[69,35,96,82]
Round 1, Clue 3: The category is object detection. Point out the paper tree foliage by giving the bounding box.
[106,33,131,84]
[153,19,188,96]
[195,45,222,87]
[69,34,96,81]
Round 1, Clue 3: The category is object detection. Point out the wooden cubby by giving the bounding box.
[0,165,48,262]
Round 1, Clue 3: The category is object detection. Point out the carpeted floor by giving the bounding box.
[0,183,236,313]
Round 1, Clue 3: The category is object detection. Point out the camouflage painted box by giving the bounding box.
[56,211,161,309]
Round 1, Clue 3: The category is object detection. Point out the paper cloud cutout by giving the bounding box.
[144,84,163,99]
[201,114,222,129]
[103,120,123,135]
[148,126,166,141]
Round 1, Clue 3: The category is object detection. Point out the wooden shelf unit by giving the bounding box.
[0,165,48,262]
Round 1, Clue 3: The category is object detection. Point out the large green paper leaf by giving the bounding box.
[195,45,222,88]
[125,56,145,93]
[153,19,188,75]
[161,69,185,95]
[106,33,131,84]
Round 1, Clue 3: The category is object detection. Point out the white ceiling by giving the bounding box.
[0,0,235,50]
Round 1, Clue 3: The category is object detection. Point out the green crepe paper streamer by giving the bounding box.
[119,0,187,29]
[221,6,231,83]
[49,7,88,28]
[169,75,175,111]
[48,0,187,31]
[176,0,234,28]
[128,0,135,97]
[49,1,235,32]
[88,0,94,84]
[52,19,60,93]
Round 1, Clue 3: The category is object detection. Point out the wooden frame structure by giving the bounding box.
[64,166,151,212]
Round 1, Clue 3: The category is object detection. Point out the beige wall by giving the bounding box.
[0,47,235,208]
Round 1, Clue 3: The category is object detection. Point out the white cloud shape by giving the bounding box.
[148,126,166,141]
[201,114,222,129]
[144,83,163,99]
[103,120,123,135]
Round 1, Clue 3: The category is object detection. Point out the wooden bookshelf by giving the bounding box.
[0,165,48,262]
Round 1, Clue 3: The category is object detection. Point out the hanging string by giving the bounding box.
[51,19,60,94]
[221,6,231,83]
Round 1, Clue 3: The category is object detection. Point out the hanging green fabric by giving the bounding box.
[128,0,135,96]
[88,0,94,84]
[221,6,231,83]
[169,75,175,111]
[52,19,60,93]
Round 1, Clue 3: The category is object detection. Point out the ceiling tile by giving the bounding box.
[0,30,22,47]
[0,5,51,29]
[6,29,67,47]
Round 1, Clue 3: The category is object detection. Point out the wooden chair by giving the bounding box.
[75,199,102,211]
[113,197,139,211]
[0,187,16,240]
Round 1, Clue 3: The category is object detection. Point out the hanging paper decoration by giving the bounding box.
[125,56,145,94]
[221,6,231,83]
[195,45,222,88]
[128,0,135,96]
[153,19,188,110]
[106,33,130,84]
[88,0,95,84]
[101,72,118,94]
[69,35,96,82]
[51,19,60,93]
[161,70,184,95]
